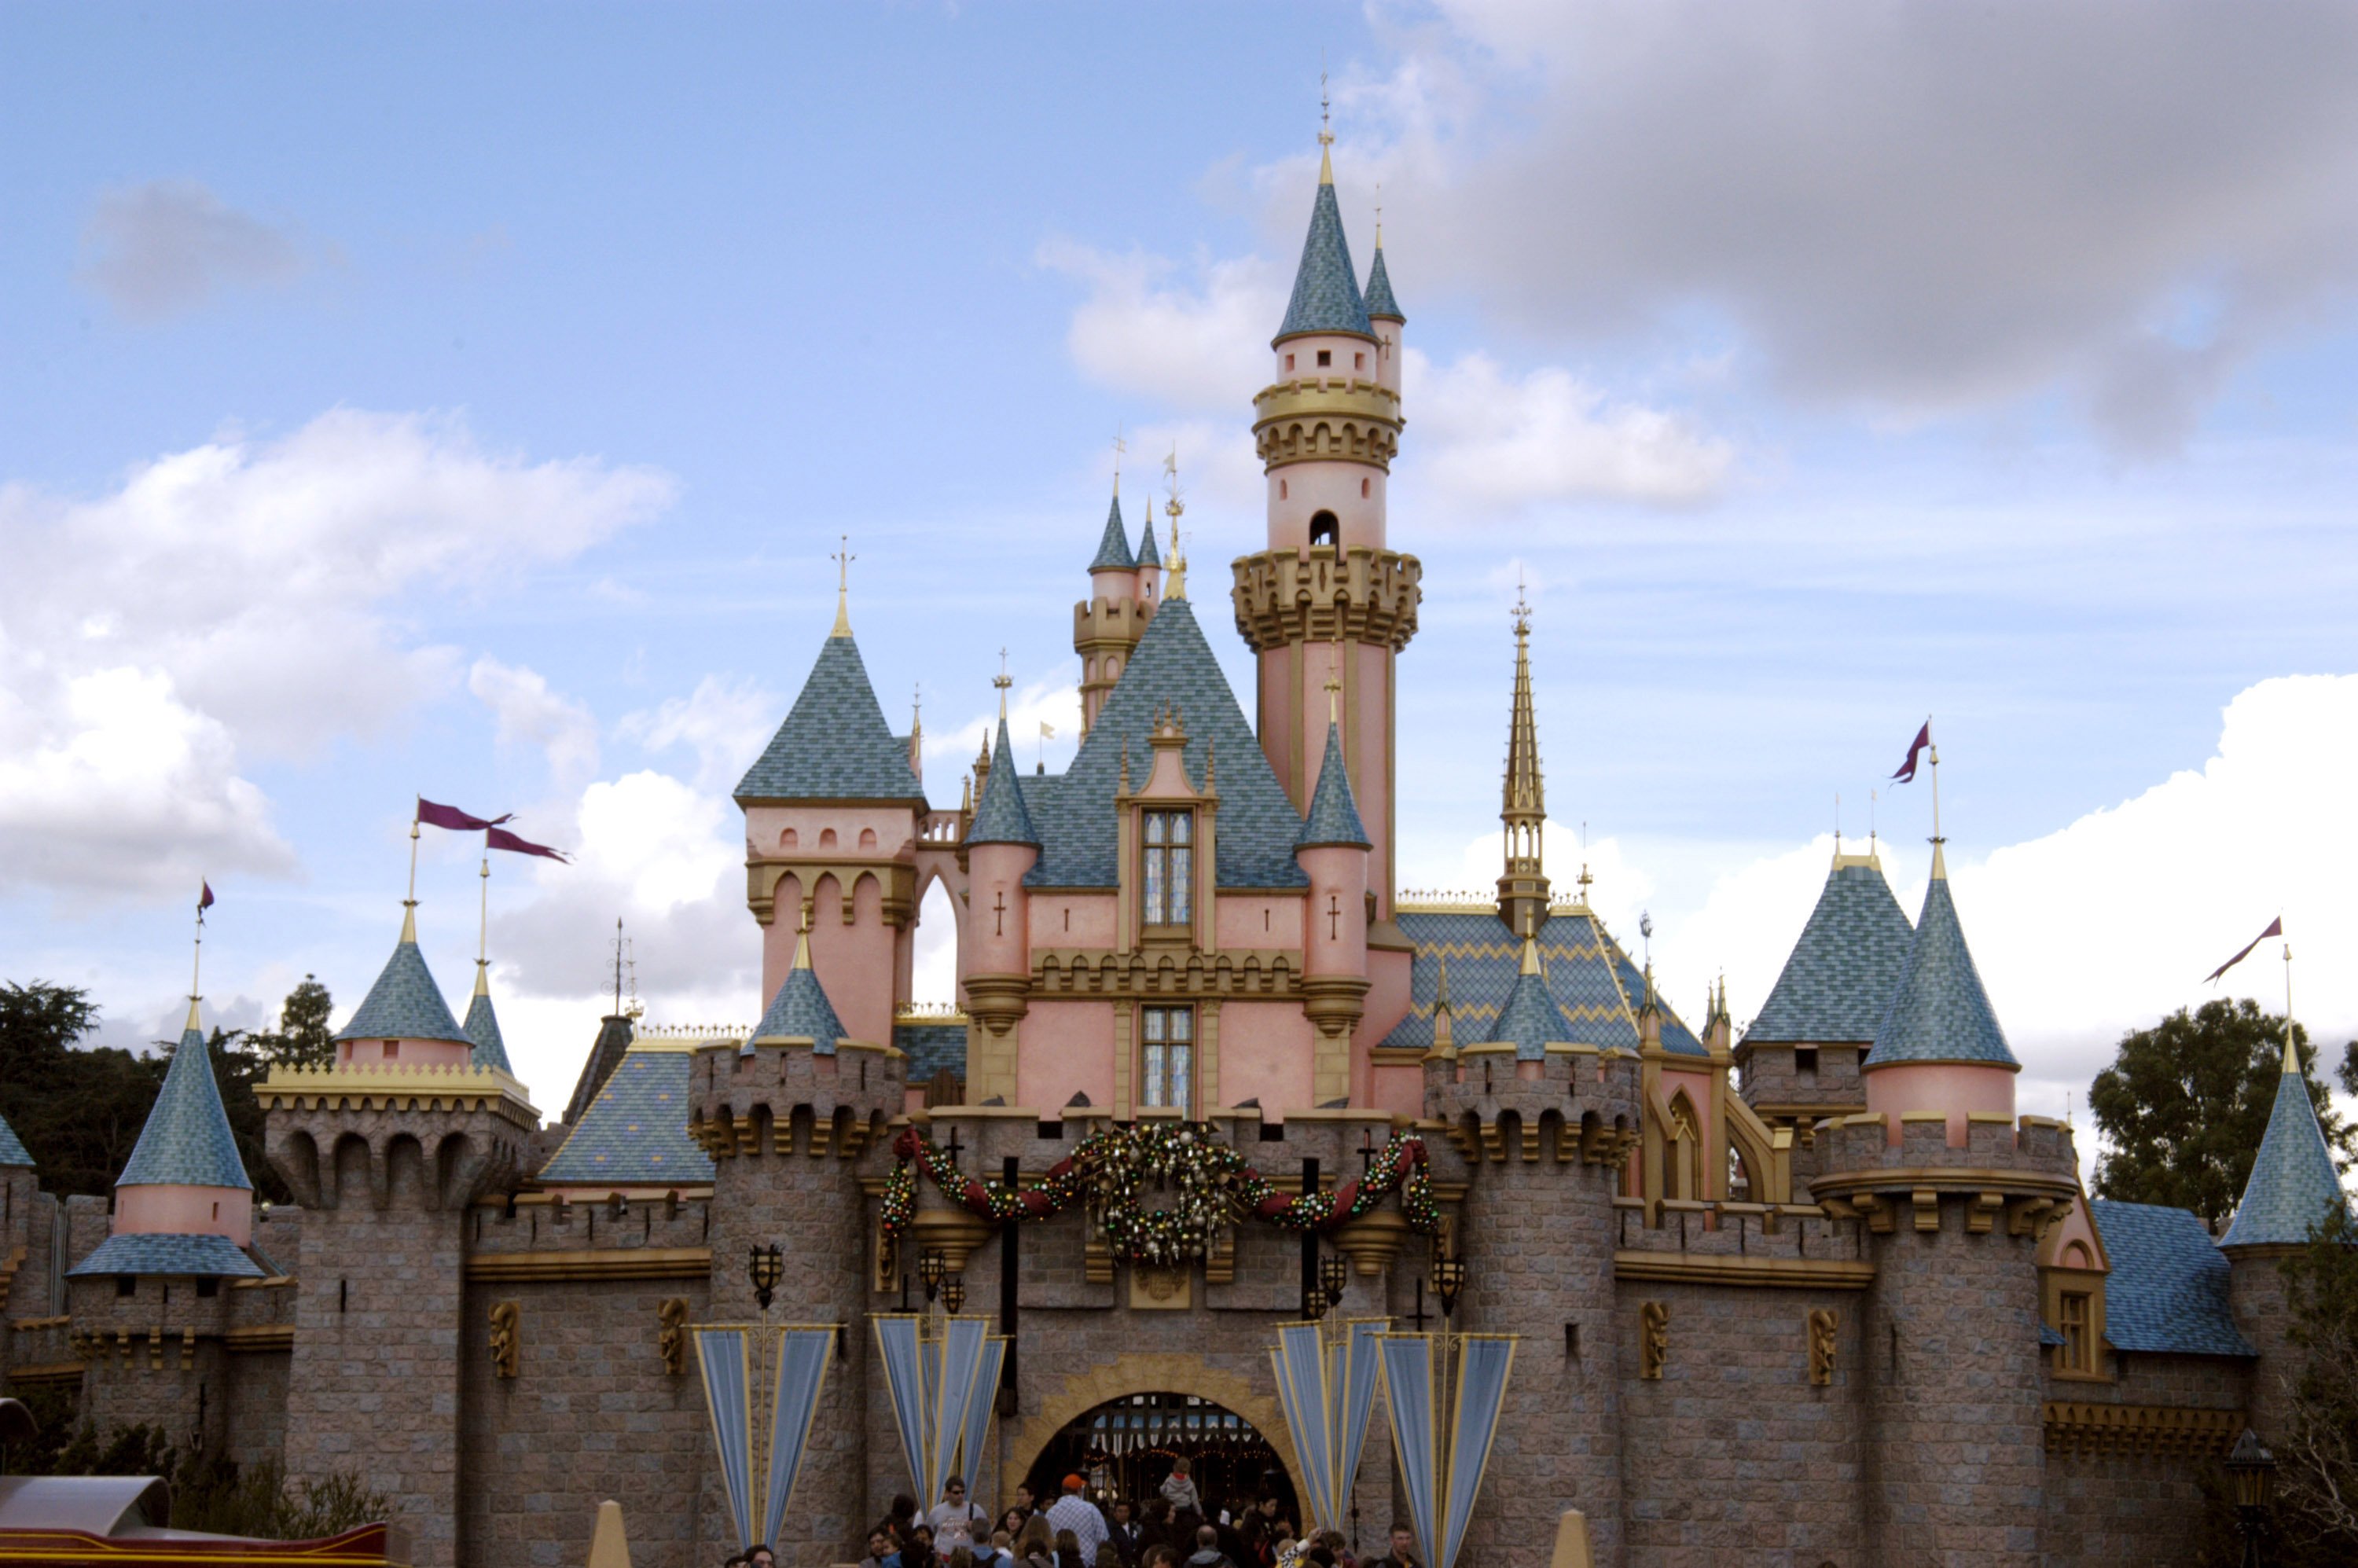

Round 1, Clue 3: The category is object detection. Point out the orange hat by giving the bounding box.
[1063,1474,1086,1492]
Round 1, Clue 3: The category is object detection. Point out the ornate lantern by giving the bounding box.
[747,1244,785,1313]
[1432,1254,1467,1320]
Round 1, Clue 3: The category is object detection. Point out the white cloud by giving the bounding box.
[924,674,1085,780]
[1040,240,1282,412]
[470,658,601,786]
[76,181,313,321]
[617,674,778,794]
[1409,350,1734,507]
[1339,2,2358,451]
[0,409,674,902]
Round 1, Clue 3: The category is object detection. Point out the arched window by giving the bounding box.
[1309,510,1339,549]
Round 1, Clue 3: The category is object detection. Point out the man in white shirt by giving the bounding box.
[928,1478,989,1553]
[1044,1474,1110,1567]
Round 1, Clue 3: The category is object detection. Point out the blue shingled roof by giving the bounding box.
[1298,722,1369,849]
[1488,945,1579,1060]
[337,932,470,1046]
[1136,517,1161,567]
[1380,908,1704,1056]
[751,945,847,1053]
[736,631,927,804]
[1864,868,2018,1069]
[464,975,513,1073]
[1023,597,1309,890]
[70,1232,263,1279]
[1363,246,1402,321]
[1276,173,1374,343]
[894,1021,968,1084]
[0,1111,30,1168]
[1745,857,1915,1045]
[2221,1048,2349,1248]
[118,1022,251,1192]
[1090,493,1136,571]
[966,718,1041,847]
[2090,1200,2257,1356]
[538,1048,716,1185]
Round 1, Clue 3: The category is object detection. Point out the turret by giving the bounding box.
[1232,128,1420,913]
[1296,709,1372,1068]
[333,904,475,1069]
[1859,841,2018,1144]
[70,996,260,1276]
[961,708,1040,1043]
[1076,488,1155,732]
[462,962,514,1073]
[1497,591,1550,938]
[1363,220,1404,395]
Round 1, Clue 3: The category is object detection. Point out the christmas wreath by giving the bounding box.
[880,1120,1439,1268]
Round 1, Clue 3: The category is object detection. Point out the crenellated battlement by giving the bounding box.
[1808,1111,2079,1237]
[1423,1045,1644,1166]
[686,1040,904,1161]
[262,1063,538,1213]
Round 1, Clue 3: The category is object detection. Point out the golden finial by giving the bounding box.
[793,897,816,971]
[831,534,856,637]
[1375,182,1383,247]
[1112,424,1126,496]
[994,649,1012,721]
[1162,446,1188,599]
[1318,67,1334,184]
[1324,641,1343,725]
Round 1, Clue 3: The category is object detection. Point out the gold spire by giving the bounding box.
[474,959,491,998]
[185,994,202,1032]
[400,899,418,944]
[1162,446,1187,600]
[1519,931,1542,976]
[1324,640,1343,725]
[831,534,855,637]
[994,649,1012,722]
[793,898,815,971]
[1497,574,1550,934]
[1318,71,1335,185]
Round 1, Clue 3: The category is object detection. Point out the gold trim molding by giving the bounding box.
[465,1247,711,1283]
[1613,1251,1875,1291]
[2043,1401,2242,1457]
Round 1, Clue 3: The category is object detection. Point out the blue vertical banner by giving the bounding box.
[927,1316,992,1504]
[1336,1318,1389,1522]
[1271,1322,1337,1529]
[1376,1331,1516,1568]
[1438,1336,1515,1568]
[1376,1335,1441,1568]
[762,1326,837,1549]
[694,1327,757,1551]
[875,1314,931,1500]
[957,1335,1009,1499]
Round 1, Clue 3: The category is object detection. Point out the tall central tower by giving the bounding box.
[1230,133,1420,913]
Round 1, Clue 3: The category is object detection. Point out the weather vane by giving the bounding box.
[994,648,1012,718]
[1319,62,1332,149]
[1112,424,1126,492]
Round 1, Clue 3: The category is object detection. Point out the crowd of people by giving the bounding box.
[718,1462,1425,1568]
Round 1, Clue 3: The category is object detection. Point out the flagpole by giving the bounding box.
[1927,720,1942,846]
[479,834,493,981]
[191,882,206,1001]
[406,802,423,905]
[2283,929,2294,1064]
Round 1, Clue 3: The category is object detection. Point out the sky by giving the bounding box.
[4,2,2358,1173]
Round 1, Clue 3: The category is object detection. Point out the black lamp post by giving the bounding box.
[2226,1428,2276,1567]
[942,1276,967,1316]
[1433,1255,1467,1321]
[1304,1283,1331,1321]
[748,1243,784,1314]
[918,1247,949,1304]
[1319,1250,1351,1302]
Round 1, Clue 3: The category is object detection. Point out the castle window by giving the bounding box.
[1309,511,1339,549]
[1317,349,1332,367]
[2059,1291,2094,1375]
[1279,479,1287,500]
[1285,354,1296,373]
[1142,810,1193,927]
[1140,1005,1195,1111]
[384,1041,399,1059]
[1361,478,1370,498]
[1795,1047,1819,1077]
[1354,352,1364,371]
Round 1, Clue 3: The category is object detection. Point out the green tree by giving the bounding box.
[2272,1203,2358,1564]
[2088,998,2355,1227]
[248,975,335,1070]
[0,981,165,1196]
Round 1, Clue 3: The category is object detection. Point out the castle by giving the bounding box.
[1,138,2348,1568]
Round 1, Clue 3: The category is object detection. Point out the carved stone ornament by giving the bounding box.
[1640,1300,1669,1380]
[488,1300,521,1379]
[658,1298,689,1377]
[1808,1308,1838,1386]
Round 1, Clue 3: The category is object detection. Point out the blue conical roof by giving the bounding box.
[736,630,927,804]
[1136,514,1162,567]
[750,935,847,1054]
[1364,245,1403,321]
[1864,860,2018,1069]
[1744,856,1915,1045]
[2222,1039,2349,1248]
[463,967,514,1073]
[119,1008,252,1191]
[1298,722,1369,849]
[965,717,1041,847]
[337,916,470,1046]
[0,1110,32,1168]
[1276,171,1374,343]
[1090,492,1136,571]
[1489,938,1578,1060]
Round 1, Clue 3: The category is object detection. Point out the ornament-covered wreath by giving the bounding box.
[880,1120,1439,1268]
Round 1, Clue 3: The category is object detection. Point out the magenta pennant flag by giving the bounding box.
[417,797,512,832]
[2206,916,2283,984]
[487,826,570,863]
[197,880,215,913]
[1890,722,1932,783]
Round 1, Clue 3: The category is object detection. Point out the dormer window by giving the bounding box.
[1142,810,1193,927]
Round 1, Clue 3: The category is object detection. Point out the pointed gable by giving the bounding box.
[337,929,469,1047]
[538,1043,715,1186]
[965,718,1041,847]
[1381,906,1705,1057]
[736,630,926,804]
[2221,1040,2349,1248]
[0,1111,30,1169]
[1023,597,1308,890]
[1276,175,1374,343]
[751,941,847,1054]
[119,1019,251,1192]
[463,970,514,1074]
[1364,246,1403,322]
[1866,868,2018,1069]
[1745,856,1915,1045]
[1489,938,1577,1060]
[1298,722,1369,849]
[1089,492,1136,571]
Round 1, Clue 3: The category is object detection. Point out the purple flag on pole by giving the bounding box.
[1891,722,1932,783]
[487,826,570,863]
[2206,916,2283,984]
[417,797,512,832]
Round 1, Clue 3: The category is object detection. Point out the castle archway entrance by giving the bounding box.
[1020,1391,1300,1531]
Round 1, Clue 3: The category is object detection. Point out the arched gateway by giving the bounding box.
[1010,1356,1306,1526]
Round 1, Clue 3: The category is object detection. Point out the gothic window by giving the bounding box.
[1309,511,1339,549]
[1668,1095,1703,1201]
[2059,1291,2093,1375]
[1140,1005,1195,1111]
[1142,810,1193,927]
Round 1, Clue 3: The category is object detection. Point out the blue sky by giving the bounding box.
[5,2,2357,1148]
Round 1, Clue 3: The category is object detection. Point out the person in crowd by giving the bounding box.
[1012,1484,1038,1518]
[1106,1496,1145,1568]
[1019,1515,1059,1568]
[983,1529,1019,1568]
[931,1477,990,1552]
[899,1523,942,1568]
[1140,1546,1179,1568]
[1044,1473,1110,1568]
[947,1547,976,1568]
[1185,1524,1236,1568]
[861,1528,898,1568]
[1371,1523,1418,1568]
[1159,1458,1201,1518]
[748,1549,777,1568]
[1001,1507,1033,1540]
[1056,1526,1088,1568]
[1309,1530,1349,1568]
[723,1555,748,1568]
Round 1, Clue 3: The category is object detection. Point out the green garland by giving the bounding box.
[883,1121,1440,1269]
